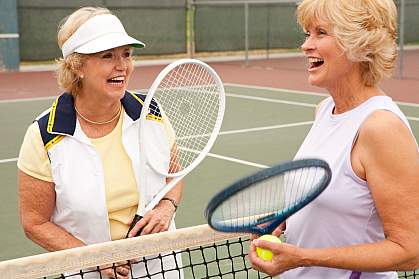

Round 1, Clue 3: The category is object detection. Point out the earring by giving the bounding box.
[80,75,84,79]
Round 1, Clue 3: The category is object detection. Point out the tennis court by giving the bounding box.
[1,82,418,277]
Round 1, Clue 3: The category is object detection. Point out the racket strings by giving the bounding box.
[211,166,327,230]
[150,62,222,174]
[167,64,217,167]
[284,167,319,213]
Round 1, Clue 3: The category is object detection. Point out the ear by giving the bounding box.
[74,69,84,80]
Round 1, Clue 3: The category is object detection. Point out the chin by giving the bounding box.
[112,86,127,94]
[307,77,325,88]
[105,88,126,100]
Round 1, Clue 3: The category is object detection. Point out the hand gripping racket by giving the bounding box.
[205,159,331,235]
[127,59,225,237]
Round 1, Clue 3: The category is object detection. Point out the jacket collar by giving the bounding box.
[47,91,144,136]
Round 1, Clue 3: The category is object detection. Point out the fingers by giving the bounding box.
[101,263,131,279]
[142,215,170,235]
[141,220,167,235]
[272,222,286,237]
[250,233,260,240]
[253,239,278,251]
[248,242,271,272]
[131,209,172,236]
[128,201,175,237]
[249,242,281,277]
[250,239,302,276]
[127,216,147,238]
[115,265,130,279]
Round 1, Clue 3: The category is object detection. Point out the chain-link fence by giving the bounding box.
[0,0,418,77]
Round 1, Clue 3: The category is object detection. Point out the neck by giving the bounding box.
[74,96,122,125]
[327,76,384,114]
[75,104,121,125]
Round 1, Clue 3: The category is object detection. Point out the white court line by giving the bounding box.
[0,158,17,164]
[225,83,419,108]
[1,152,267,169]
[407,116,419,122]
[180,121,314,140]
[179,146,269,169]
[3,91,418,122]
[207,153,269,169]
[225,83,328,97]
[0,96,56,104]
[0,122,313,166]
[219,121,314,136]
[226,93,316,107]
[227,91,419,122]
[2,84,419,110]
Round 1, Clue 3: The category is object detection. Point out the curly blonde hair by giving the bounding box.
[297,0,398,86]
[56,7,111,96]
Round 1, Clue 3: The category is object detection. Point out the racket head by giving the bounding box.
[139,59,225,178]
[205,158,332,235]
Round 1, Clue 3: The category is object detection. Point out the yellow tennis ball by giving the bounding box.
[256,234,282,261]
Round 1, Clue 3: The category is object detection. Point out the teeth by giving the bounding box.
[308,57,324,63]
[110,76,124,81]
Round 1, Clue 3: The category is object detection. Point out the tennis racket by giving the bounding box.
[205,158,331,235]
[127,59,225,237]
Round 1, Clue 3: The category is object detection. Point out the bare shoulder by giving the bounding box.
[359,110,414,146]
[357,109,418,171]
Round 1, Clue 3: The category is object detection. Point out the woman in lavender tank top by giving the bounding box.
[249,0,419,278]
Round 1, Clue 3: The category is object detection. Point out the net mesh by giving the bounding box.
[0,225,416,279]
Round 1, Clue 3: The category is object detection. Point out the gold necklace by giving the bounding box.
[74,104,122,125]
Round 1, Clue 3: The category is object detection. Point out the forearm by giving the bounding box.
[301,239,418,272]
[19,171,87,251]
[163,179,183,205]
[24,221,85,252]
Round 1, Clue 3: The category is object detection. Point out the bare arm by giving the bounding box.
[18,170,86,251]
[352,110,419,270]
[250,110,419,275]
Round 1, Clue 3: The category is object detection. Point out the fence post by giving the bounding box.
[398,0,405,79]
[0,0,20,71]
[188,0,195,58]
[244,2,249,66]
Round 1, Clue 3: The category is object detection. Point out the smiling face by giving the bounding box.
[301,21,361,90]
[78,45,134,101]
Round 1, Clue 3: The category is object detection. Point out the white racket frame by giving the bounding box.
[137,59,225,216]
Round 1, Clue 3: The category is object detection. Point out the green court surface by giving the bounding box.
[0,84,418,262]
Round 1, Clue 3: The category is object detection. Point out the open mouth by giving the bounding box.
[107,76,125,86]
[308,57,324,70]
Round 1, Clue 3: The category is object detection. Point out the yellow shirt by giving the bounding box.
[18,108,138,240]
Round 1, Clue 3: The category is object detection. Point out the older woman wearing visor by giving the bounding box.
[17,7,183,279]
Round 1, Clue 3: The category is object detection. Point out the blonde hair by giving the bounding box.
[56,7,111,96]
[297,0,398,86]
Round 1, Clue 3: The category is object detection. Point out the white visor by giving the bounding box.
[61,14,145,58]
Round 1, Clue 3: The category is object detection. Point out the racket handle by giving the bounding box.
[126,214,143,238]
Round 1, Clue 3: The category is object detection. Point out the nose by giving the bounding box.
[115,55,128,71]
[301,35,315,53]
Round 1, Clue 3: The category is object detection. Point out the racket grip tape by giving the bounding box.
[126,214,143,238]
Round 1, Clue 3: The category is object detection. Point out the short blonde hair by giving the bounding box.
[297,0,398,86]
[56,7,111,96]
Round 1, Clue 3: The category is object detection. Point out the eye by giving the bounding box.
[124,50,133,58]
[316,27,329,37]
[102,52,113,59]
[304,31,310,39]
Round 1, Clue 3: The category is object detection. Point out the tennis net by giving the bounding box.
[0,224,416,279]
